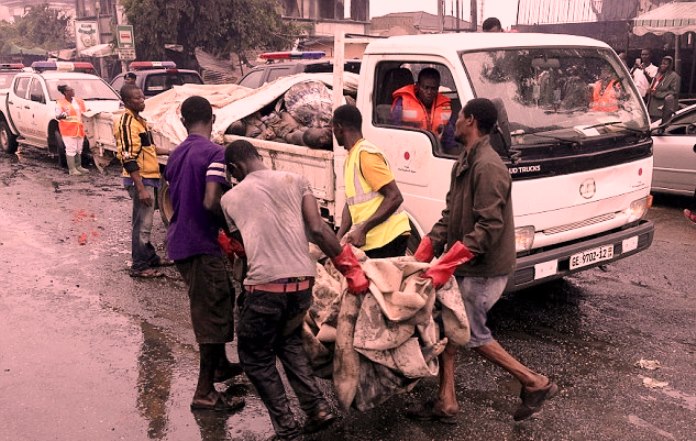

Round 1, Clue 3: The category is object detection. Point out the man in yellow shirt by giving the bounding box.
[333,104,410,258]
[114,84,173,278]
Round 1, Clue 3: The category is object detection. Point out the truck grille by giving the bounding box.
[542,213,616,235]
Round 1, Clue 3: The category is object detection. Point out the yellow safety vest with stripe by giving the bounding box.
[344,139,410,251]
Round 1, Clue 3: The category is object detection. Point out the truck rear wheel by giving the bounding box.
[0,120,18,154]
[157,176,173,226]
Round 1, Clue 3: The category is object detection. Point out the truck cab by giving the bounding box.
[354,33,653,290]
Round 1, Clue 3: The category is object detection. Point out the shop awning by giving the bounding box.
[633,2,696,36]
[79,43,115,58]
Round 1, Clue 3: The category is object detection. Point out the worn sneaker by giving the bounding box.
[684,209,696,224]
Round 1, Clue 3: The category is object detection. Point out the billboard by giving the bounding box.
[75,21,99,54]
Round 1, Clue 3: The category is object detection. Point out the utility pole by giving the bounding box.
[438,0,444,33]
[470,0,478,31]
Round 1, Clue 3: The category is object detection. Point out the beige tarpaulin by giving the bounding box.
[304,252,470,411]
[137,72,360,152]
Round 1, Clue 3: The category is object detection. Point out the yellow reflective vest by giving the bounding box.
[344,139,410,251]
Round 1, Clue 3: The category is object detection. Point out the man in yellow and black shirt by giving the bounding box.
[114,84,172,278]
[333,104,410,258]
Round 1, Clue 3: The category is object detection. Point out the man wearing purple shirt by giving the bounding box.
[165,96,245,412]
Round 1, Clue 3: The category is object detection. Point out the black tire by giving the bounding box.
[0,120,18,154]
[157,176,173,226]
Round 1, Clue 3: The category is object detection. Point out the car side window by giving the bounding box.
[373,61,462,158]
[13,76,30,99]
[266,66,293,83]
[111,77,124,93]
[665,110,696,135]
[239,69,264,88]
[28,78,45,103]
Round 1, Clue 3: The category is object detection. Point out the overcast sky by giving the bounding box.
[370,0,520,29]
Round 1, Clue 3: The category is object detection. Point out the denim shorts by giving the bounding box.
[456,275,508,348]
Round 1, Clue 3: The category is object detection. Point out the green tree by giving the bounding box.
[13,3,71,50]
[120,0,301,69]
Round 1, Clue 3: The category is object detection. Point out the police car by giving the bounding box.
[0,63,26,90]
[110,61,204,97]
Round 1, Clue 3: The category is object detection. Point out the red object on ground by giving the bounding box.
[78,233,88,245]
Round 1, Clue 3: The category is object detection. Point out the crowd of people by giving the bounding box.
[103,15,694,440]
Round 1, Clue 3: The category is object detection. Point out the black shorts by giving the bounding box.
[176,254,235,344]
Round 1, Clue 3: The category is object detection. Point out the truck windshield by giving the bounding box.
[46,78,119,101]
[460,47,649,146]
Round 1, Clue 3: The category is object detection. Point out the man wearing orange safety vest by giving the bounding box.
[590,66,622,112]
[390,67,457,151]
[56,84,89,175]
[333,105,411,258]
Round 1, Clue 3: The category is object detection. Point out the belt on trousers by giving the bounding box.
[245,278,313,293]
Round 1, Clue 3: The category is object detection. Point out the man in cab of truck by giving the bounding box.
[333,104,411,258]
[390,67,457,151]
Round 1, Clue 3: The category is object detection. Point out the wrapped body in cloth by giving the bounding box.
[303,244,472,411]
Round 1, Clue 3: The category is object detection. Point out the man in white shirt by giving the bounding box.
[631,48,658,100]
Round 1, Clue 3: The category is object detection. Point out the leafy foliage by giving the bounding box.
[120,0,301,68]
[0,3,71,51]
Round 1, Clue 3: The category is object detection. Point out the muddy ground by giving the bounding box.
[0,148,694,441]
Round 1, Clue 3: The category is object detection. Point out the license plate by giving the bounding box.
[569,245,614,270]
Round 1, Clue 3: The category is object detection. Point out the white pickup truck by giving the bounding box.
[0,70,121,165]
[83,32,656,292]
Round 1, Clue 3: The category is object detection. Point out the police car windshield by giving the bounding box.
[461,47,648,145]
[46,78,119,101]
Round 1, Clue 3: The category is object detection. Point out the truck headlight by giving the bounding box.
[515,225,535,253]
[625,196,652,222]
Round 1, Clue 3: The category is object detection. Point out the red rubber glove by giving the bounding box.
[218,230,246,259]
[421,241,475,289]
[413,236,435,262]
[331,245,370,295]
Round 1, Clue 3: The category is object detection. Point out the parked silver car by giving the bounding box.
[650,104,696,196]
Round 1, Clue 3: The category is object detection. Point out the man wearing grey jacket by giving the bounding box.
[408,98,558,423]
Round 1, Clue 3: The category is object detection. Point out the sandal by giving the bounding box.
[153,257,175,267]
[405,400,457,425]
[190,392,245,412]
[513,381,559,421]
[129,268,164,278]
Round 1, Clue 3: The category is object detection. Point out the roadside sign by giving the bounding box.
[118,47,136,61]
[117,25,134,49]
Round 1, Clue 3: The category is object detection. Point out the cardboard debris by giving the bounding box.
[635,358,661,370]
[642,376,669,389]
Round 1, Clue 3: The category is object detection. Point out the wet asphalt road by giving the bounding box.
[0,147,694,441]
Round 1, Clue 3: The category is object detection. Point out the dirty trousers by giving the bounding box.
[237,287,325,438]
[126,185,159,271]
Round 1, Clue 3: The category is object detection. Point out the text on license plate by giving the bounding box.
[569,245,614,270]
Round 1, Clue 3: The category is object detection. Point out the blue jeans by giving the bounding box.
[126,185,159,272]
[456,275,508,348]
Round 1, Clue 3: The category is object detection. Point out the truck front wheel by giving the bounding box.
[157,176,173,226]
[0,120,18,154]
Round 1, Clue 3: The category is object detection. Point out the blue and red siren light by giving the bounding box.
[259,51,325,60]
[129,61,177,70]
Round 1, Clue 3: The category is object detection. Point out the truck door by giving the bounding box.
[8,76,30,135]
[24,77,49,144]
[361,58,472,236]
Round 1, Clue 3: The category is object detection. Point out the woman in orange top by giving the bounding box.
[56,84,88,175]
